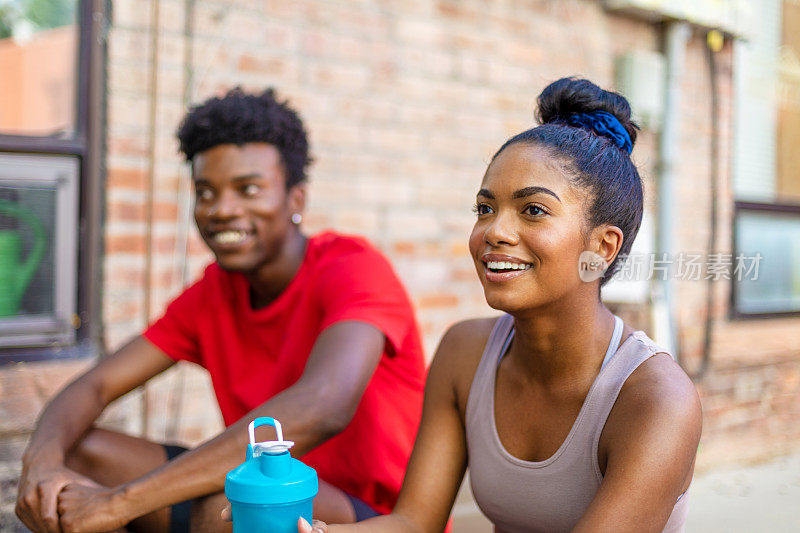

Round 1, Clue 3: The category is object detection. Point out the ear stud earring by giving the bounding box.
[291,213,302,225]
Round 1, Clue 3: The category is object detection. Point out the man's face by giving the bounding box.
[192,142,302,273]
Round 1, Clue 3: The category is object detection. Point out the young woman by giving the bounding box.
[298,77,702,533]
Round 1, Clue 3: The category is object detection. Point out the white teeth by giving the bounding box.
[486,261,531,271]
[214,230,248,244]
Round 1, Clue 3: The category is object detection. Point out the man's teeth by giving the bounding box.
[486,261,531,271]
[214,230,248,244]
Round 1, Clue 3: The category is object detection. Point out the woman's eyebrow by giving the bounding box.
[477,188,494,199]
[512,186,561,202]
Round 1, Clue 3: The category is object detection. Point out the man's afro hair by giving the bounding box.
[176,87,312,188]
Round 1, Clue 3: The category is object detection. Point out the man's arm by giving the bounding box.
[16,336,175,533]
[57,320,386,533]
[572,353,702,532]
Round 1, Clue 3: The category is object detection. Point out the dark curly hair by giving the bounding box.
[176,87,312,188]
[493,77,643,286]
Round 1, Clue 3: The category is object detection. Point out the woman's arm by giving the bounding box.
[307,320,491,533]
[572,353,702,532]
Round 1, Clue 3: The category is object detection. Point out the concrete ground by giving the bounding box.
[685,453,800,532]
[452,453,800,532]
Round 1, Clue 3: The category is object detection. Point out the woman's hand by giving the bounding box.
[298,516,328,532]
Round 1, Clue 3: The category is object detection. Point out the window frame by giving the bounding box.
[730,200,800,319]
[0,0,106,363]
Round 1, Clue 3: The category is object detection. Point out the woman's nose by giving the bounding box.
[484,212,519,247]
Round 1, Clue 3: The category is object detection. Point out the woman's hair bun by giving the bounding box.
[535,77,638,148]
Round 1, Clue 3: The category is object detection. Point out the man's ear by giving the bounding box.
[287,182,307,215]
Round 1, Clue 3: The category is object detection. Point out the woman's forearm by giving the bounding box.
[326,512,424,533]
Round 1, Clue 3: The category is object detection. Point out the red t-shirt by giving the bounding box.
[144,232,426,514]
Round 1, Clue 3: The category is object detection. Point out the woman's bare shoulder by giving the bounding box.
[433,317,497,364]
[604,349,702,454]
[428,316,500,413]
[621,350,700,415]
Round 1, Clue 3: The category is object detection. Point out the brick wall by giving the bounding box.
[100,0,669,448]
[2,0,800,529]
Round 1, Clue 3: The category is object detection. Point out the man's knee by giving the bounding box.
[64,427,110,476]
[64,428,170,487]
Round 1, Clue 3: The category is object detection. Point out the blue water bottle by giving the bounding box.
[225,417,318,533]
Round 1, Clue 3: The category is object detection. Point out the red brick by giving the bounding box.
[108,137,150,158]
[417,293,459,309]
[106,234,147,254]
[107,168,147,189]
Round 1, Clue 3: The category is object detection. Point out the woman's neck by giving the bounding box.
[508,297,616,387]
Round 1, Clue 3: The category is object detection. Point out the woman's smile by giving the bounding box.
[481,253,534,282]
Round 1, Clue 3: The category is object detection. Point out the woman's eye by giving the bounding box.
[524,204,546,216]
[473,203,493,215]
[242,184,260,196]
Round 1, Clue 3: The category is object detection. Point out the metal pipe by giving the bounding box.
[653,21,690,361]
[164,0,196,442]
[696,33,723,378]
[141,0,161,439]
[81,0,109,351]
[175,0,195,291]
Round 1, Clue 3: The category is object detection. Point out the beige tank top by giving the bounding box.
[465,314,689,533]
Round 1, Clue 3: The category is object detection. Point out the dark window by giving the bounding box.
[732,202,800,318]
[731,0,800,318]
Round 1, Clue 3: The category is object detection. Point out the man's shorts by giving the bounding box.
[162,444,381,532]
[163,444,193,533]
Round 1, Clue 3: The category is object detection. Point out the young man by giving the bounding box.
[16,88,426,533]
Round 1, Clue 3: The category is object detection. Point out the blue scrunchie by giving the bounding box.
[566,111,633,155]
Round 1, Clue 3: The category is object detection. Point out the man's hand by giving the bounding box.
[16,337,175,531]
[57,483,132,533]
[16,462,96,533]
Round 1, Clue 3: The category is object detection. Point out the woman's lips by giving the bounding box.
[483,264,533,282]
[481,255,534,282]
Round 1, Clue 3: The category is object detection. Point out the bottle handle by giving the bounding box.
[248,417,284,447]
[247,417,294,458]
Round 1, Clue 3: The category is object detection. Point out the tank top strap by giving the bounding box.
[483,313,515,369]
[600,315,624,371]
[585,330,673,480]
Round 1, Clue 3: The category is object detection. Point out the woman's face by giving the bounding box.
[468,143,596,313]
